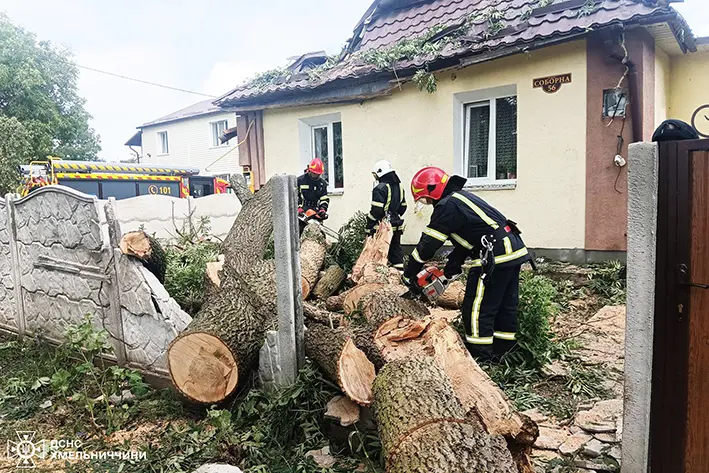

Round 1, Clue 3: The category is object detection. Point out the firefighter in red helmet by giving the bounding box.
[402,167,531,361]
[297,158,330,229]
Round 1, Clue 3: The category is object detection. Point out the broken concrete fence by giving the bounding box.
[0,186,230,379]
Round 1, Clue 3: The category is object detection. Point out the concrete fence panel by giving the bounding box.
[0,197,18,332]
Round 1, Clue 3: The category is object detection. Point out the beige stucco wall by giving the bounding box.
[655,45,671,127]
[264,40,588,249]
[669,50,709,126]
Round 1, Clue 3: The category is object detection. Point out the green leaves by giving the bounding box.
[411,70,438,94]
[515,273,558,367]
[0,14,100,162]
[325,212,368,274]
[51,368,72,393]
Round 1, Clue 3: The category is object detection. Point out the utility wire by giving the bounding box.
[75,64,217,98]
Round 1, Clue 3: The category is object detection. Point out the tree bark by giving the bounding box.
[436,280,466,310]
[304,322,375,406]
[351,222,392,284]
[300,222,327,291]
[168,180,277,404]
[312,265,346,300]
[303,302,341,328]
[373,357,517,473]
[342,283,387,316]
[119,231,167,283]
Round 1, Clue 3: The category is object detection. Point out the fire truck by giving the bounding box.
[19,158,231,199]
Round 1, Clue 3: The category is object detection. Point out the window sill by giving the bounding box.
[465,181,517,191]
[328,189,345,196]
[210,146,230,149]
[156,154,170,157]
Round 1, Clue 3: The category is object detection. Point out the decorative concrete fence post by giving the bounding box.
[259,175,305,389]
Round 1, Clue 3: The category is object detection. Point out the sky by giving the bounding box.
[1,0,707,162]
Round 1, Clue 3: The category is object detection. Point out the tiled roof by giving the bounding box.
[217,0,690,106]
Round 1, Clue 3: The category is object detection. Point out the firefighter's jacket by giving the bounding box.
[404,176,529,281]
[366,172,407,233]
[297,174,329,212]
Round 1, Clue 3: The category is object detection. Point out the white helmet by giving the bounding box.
[372,160,395,178]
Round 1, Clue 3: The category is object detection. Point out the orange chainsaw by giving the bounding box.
[402,267,460,302]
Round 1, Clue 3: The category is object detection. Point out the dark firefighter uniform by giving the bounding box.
[366,173,407,269]
[403,176,530,359]
[297,174,330,214]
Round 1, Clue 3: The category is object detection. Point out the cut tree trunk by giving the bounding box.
[300,222,327,292]
[312,265,346,300]
[304,322,375,406]
[373,357,517,473]
[437,280,466,310]
[168,178,277,404]
[324,395,361,427]
[368,314,537,473]
[351,222,392,284]
[342,283,386,316]
[358,262,402,285]
[119,231,167,283]
[204,255,224,301]
[303,302,341,328]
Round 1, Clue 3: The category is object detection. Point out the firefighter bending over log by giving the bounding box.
[401,166,531,361]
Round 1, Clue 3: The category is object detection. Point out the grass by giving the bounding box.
[0,321,381,473]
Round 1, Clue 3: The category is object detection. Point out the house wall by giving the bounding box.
[263,40,588,250]
[669,50,709,127]
[655,45,671,127]
[140,111,242,176]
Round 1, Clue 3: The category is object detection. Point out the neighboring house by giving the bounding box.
[214,0,708,262]
[126,99,241,178]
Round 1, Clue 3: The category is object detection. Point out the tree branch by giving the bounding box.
[229,174,254,204]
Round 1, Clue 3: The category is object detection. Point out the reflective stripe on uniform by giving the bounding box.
[300,185,309,189]
[451,233,473,250]
[423,227,448,242]
[393,263,404,269]
[367,213,377,221]
[452,193,499,229]
[319,195,330,203]
[371,201,385,208]
[471,278,485,338]
[411,248,425,263]
[466,336,493,345]
[384,184,392,211]
[504,236,513,255]
[494,331,517,341]
[470,247,529,267]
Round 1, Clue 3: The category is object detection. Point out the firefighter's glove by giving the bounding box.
[317,209,328,220]
[297,207,304,216]
[401,274,421,294]
[444,261,463,280]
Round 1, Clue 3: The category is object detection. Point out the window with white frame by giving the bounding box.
[463,95,517,183]
[309,121,344,191]
[157,131,169,155]
[210,120,228,147]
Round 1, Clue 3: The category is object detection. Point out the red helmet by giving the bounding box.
[411,167,449,202]
[307,158,325,175]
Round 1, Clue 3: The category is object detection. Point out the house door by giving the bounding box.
[651,139,709,473]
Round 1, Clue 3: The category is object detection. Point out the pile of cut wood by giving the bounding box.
[148,177,538,473]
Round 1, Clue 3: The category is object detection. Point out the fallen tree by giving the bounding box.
[374,357,517,473]
[312,265,346,300]
[167,178,277,403]
[119,230,167,283]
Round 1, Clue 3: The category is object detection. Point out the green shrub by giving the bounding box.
[513,273,558,367]
[325,212,369,274]
[164,241,220,315]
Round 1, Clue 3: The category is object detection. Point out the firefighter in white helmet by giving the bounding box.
[366,160,407,269]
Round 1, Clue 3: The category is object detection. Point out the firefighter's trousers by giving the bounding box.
[389,230,404,270]
[461,265,521,360]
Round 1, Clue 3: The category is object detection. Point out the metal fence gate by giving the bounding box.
[652,139,709,472]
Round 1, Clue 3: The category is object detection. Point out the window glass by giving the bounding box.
[101,181,137,200]
[333,121,344,189]
[496,97,517,180]
[467,104,490,179]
